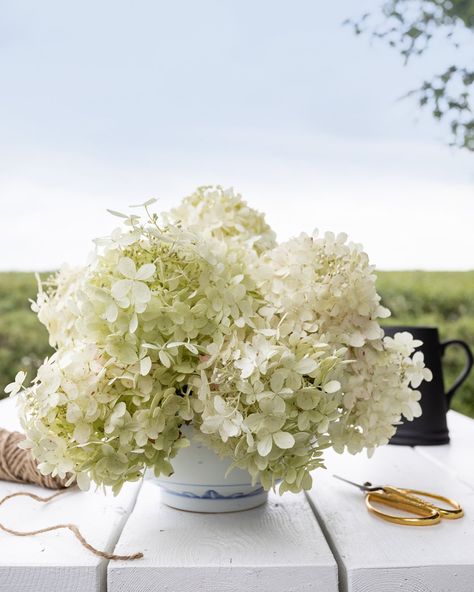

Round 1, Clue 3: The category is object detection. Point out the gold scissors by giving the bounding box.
[334,475,464,526]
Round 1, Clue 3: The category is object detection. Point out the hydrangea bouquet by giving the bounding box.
[8,187,431,495]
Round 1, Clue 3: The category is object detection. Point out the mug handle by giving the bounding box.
[440,339,474,407]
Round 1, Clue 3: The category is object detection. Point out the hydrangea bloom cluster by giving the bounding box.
[8,186,431,494]
[167,185,277,255]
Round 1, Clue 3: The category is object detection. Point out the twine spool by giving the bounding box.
[0,428,69,489]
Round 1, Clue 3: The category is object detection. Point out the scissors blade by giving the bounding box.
[332,474,379,492]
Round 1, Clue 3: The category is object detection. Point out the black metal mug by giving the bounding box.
[383,326,473,446]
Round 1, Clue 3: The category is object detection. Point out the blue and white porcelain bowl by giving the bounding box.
[156,427,268,513]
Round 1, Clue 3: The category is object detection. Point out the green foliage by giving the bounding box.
[347,0,474,151]
[0,273,53,399]
[0,270,473,417]
[377,270,474,417]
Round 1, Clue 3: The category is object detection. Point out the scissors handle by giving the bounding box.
[389,487,464,520]
[365,488,441,526]
[365,486,463,526]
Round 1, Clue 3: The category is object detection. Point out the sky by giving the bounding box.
[0,0,473,271]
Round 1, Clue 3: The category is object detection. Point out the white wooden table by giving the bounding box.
[1,397,473,592]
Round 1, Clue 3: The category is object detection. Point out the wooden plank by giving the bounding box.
[307,445,474,592]
[109,480,338,592]
[0,397,142,592]
[416,410,474,491]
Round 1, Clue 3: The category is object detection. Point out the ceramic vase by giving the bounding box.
[156,427,267,512]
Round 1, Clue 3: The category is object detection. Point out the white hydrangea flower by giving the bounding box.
[201,395,244,442]
[13,188,431,496]
[111,257,156,313]
[405,351,433,388]
[167,185,277,255]
[4,371,26,397]
[384,331,422,357]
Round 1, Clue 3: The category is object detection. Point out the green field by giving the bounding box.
[377,271,474,418]
[1,270,473,417]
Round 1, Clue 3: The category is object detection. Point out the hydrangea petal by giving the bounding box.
[118,257,137,278]
[257,434,273,457]
[132,281,151,304]
[273,431,295,449]
[135,263,156,281]
[112,279,132,300]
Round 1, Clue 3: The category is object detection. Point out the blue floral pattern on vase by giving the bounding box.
[161,486,265,499]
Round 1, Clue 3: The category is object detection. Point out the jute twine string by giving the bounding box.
[0,428,143,561]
